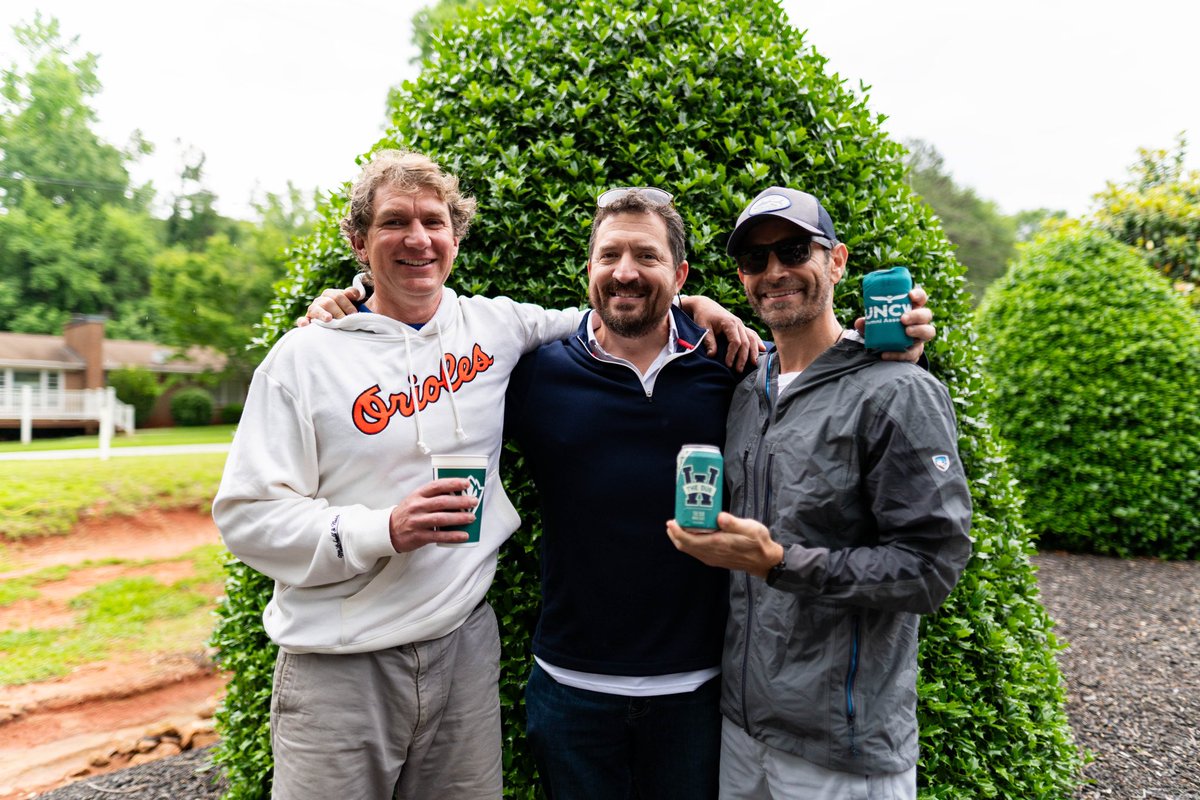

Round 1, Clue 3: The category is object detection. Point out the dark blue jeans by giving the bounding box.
[524,661,721,800]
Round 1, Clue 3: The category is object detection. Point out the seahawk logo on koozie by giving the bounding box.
[865,294,912,321]
[932,455,951,472]
[681,465,721,508]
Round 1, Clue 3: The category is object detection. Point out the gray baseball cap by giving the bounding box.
[726,187,839,255]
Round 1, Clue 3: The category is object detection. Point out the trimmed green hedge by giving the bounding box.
[169,387,214,427]
[212,0,1082,796]
[976,222,1200,558]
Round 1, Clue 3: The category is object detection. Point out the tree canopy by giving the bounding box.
[1092,134,1200,305]
[903,140,1016,302]
[0,14,149,211]
[1,15,314,371]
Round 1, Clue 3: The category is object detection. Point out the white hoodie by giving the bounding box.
[214,288,583,654]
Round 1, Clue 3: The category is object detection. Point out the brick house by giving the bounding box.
[0,315,248,431]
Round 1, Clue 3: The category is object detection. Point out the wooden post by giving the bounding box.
[20,385,32,444]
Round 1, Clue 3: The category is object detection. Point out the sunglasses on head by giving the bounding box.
[733,236,832,275]
[597,186,674,208]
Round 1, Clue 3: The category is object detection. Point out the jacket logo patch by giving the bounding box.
[932,454,951,472]
[352,343,495,435]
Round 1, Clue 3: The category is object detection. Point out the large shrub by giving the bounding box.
[169,386,214,427]
[976,223,1200,558]
[213,1,1082,796]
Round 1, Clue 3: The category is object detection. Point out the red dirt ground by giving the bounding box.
[0,510,228,799]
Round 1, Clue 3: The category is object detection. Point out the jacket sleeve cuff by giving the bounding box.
[768,544,829,594]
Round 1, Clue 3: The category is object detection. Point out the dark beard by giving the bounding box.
[749,282,829,330]
[591,282,666,339]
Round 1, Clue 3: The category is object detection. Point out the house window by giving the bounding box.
[10,370,62,407]
[12,370,40,387]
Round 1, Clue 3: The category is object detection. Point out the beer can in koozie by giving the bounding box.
[675,444,724,531]
[863,267,915,351]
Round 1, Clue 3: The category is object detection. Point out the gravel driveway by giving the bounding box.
[1033,552,1199,799]
[36,552,1199,799]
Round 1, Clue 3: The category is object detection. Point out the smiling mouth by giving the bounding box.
[397,258,436,267]
[761,287,805,300]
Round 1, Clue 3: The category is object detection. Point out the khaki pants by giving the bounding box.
[270,602,503,800]
[719,716,916,800]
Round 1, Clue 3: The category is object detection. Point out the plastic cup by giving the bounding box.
[431,454,488,547]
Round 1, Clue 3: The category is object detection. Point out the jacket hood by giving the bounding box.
[318,287,461,338]
[754,338,879,410]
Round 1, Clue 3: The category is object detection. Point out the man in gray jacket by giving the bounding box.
[667,187,973,799]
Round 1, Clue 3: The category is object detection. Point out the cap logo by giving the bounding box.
[747,194,792,216]
[932,454,951,472]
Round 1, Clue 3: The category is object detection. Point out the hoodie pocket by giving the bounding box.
[340,554,411,622]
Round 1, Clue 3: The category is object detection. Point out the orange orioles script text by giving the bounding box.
[352,343,496,435]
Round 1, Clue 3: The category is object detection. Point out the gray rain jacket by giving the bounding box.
[722,338,972,775]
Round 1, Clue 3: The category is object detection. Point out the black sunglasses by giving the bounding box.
[734,237,831,275]
[597,186,674,208]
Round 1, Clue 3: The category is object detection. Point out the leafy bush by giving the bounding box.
[210,555,276,797]
[169,387,214,427]
[1092,136,1200,303]
[214,0,1081,797]
[219,403,244,425]
[108,366,162,427]
[976,223,1200,558]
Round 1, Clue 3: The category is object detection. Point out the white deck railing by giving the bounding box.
[0,386,135,455]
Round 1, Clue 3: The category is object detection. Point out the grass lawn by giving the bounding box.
[0,424,238,453]
[0,543,228,685]
[0,451,228,540]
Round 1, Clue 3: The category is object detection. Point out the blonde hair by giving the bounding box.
[340,150,478,272]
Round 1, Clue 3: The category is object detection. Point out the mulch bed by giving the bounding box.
[36,553,1199,799]
[1033,551,1199,799]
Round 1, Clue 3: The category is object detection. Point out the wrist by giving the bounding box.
[763,542,787,584]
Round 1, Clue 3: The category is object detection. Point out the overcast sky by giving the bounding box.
[3,0,1196,221]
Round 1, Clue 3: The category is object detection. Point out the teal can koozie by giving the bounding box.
[675,444,723,531]
[863,267,914,351]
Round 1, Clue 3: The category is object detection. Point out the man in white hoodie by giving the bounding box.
[213,150,756,800]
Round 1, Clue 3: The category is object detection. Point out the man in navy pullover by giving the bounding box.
[505,189,737,798]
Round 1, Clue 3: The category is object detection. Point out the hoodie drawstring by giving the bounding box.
[403,329,432,455]
[403,321,469,455]
[434,321,470,442]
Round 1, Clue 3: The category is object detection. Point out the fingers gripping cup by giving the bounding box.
[431,454,488,547]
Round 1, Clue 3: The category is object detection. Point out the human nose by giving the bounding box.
[763,251,791,279]
[612,254,640,281]
[404,223,431,248]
